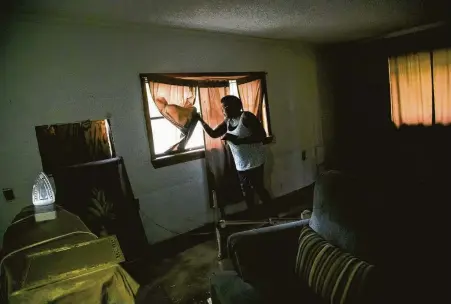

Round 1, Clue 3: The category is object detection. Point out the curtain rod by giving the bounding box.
[158,72,267,77]
[140,73,266,87]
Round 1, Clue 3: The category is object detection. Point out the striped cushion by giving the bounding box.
[295,226,374,304]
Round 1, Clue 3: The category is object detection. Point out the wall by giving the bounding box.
[0,15,323,245]
[316,27,451,252]
[317,28,451,303]
[317,25,451,172]
[317,45,392,173]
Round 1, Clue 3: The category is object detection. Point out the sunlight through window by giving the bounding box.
[141,73,273,168]
[229,80,239,97]
[145,83,205,155]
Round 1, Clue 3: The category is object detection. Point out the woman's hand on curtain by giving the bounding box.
[192,111,200,120]
[199,117,227,139]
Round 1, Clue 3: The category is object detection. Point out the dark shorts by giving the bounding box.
[237,165,265,190]
[237,165,271,207]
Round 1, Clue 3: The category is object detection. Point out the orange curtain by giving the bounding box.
[199,87,242,207]
[199,87,229,154]
[149,82,196,131]
[432,49,451,125]
[149,82,198,152]
[389,52,433,127]
[238,79,264,120]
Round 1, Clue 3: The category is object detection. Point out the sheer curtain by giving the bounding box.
[433,48,451,125]
[148,81,198,152]
[389,52,433,127]
[238,78,264,120]
[199,86,242,208]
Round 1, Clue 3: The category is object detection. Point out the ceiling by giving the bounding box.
[6,0,450,43]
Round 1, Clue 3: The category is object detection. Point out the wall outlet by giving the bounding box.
[302,150,307,161]
[3,188,15,201]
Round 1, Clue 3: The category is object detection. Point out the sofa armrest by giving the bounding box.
[227,219,309,284]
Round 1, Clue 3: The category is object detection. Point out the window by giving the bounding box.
[144,84,205,155]
[140,73,273,168]
[389,48,451,127]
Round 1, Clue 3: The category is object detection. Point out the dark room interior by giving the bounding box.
[1,0,451,303]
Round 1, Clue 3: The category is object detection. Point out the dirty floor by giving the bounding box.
[136,240,218,304]
[130,186,314,303]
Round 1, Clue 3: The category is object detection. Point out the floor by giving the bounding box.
[134,240,218,303]
[127,185,314,303]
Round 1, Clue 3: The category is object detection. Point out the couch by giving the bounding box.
[0,204,140,304]
[210,171,383,304]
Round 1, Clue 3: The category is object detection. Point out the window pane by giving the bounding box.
[195,86,199,106]
[185,122,205,149]
[104,119,114,156]
[262,96,269,136]
[145,82,163,118]
[151,119,205,155]
[229,80,239,97]
[150,119,182,155]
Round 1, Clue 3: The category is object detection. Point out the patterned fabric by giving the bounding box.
[2,206,139,304]
[295,226,374,304]
[226,112,266,171]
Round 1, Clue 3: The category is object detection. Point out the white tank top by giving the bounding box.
[227,112,266,171]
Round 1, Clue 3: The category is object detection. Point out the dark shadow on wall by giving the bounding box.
[318,24,451,303]
[264,145,275,197]
[318,24,451,174]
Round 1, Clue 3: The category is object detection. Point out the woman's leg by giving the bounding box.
[248,165,271,204]
[237,170,255,210]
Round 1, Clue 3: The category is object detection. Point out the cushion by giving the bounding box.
[309,171,375,260]
[295,226,374,304]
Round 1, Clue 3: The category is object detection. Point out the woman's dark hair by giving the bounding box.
[221,95,243,111]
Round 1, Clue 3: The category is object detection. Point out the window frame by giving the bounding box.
[139,72,274,168]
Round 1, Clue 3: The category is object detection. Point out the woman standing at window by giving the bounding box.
[197,95,271,212]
